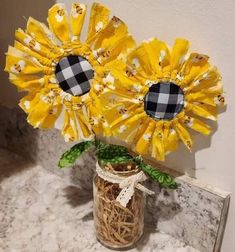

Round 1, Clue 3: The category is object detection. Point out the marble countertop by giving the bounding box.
[0,149,199,252]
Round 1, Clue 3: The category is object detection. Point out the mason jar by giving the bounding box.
[93,162,145,249]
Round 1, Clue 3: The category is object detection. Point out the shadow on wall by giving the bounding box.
[161,106,227,178]
[0,0,55,107]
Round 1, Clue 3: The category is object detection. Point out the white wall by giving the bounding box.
[60,0,235,251]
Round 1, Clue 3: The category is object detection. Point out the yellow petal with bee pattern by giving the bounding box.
[188,67,221,92]
[133,118,151,143]
[15,29,52,58]
[180,63,210,88]
[151,121,165,161]
[75,111,93,139]
[186,91,218,107]
[141,38,163,74]
[70,3,87,38]
[164,124,179,154]
[100,35,136,65]
[27,99,52,128]
[9,73,44,91]
[170,38,189,72]
[40,103,63,129]
[112,111,146,142]
[62,110,80,142]
[86,3,110,43]
[93,17,128,53]
[26,17,56,48]
[19,91,40,114]
[186,103,217,121]
[181,116,211,135]
[174,122,193,151]
[181,53,209,76]
[14,41,53,68]
[126,42,156,77]
[47,3,70,42]
[154,40,171,70]
[135,121,155,155]
[5,50,43,76]
[107,64,146,93]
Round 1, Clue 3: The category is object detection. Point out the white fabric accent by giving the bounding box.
[96,162,154,208]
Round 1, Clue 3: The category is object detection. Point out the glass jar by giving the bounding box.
[93,162,145,249]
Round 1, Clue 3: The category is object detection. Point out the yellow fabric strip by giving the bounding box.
[151,121,165,161]
[186,103,217,121]
[170,38,189,72]
[181,116,211,135]
[86,3,110,43]
[26,17,57,47]
[70,3,87,38]
[174,122,193,151]
[47,3,70,42]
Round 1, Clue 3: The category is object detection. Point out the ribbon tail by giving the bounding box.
[116,185,135,208]
[136,183,155,195]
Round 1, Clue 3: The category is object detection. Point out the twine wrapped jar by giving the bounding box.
[93,162,145,249]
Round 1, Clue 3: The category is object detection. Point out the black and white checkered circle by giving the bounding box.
[144,82,184,120]
[55,55,94,96]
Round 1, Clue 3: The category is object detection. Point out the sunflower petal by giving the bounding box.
[188,67,221,92]
[19,91,40,114]
[181,53,209,75]
[174,122,193,150]
[5,47,43,75]
[170,38,189,72]
[93,16,129,53]
[62,110,79,142]
[15,29,48,56]
[186,103,217,121]
[164,125,179,154]
[75,111,93,139]
[26,98,52,128]
[40,103,63,128]
[14,41,53,67]
[186,90,222,107]
[181,116,211,135]
[26,17,57,47]
[126,41,156,76]
[47,3,70,42]
[151,122,165,161]
[70,3,87,38]
[135,121,155,155]
[111,110,146,143]
[9,73,45,91]
[100,35,136,65]
[86,3,110,43]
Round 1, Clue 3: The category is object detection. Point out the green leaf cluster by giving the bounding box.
[58,141,94,168]
[95,141,133,165]
[58,140,177,189]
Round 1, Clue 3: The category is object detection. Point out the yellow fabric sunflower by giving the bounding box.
[100,38,225,161]
[5,2,135,142]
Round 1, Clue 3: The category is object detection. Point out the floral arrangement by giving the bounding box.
[4,1,225,249]
[100,39,225,161]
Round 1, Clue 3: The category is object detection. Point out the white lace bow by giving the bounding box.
[96,162,155,207]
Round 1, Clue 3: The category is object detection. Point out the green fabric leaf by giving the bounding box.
[95,142,133,165]
[58,141,94,168]
[133,156,177,189]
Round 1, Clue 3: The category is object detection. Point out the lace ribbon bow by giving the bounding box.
[96,162,155,207]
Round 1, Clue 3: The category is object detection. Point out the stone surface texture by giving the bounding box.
[0,149,199,252]
[0,106,230,252]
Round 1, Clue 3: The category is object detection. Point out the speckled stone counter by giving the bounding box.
[0,149,200,252]
[0,106,231,252]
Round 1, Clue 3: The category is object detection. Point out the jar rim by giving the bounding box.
[99,162,140,177]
